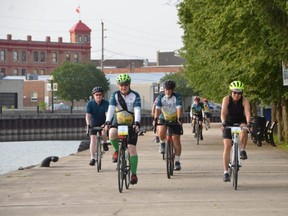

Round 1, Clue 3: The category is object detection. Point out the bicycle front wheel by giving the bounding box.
[96,136,102,172]
[125,153,131,189]
[117,146,125,193]
[195,123,200,145]
[232,145,239,190]
[166,140,174,179]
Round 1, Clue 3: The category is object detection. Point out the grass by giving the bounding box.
[276,142,288,152]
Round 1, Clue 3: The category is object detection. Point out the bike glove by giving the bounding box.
[86,125,91,137]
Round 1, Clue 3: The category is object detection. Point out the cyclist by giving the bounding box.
[190,96,204,140]
[85,86,109,166]
[153,80,183,171]
[151,87,164,144]
[104,73,141,185]
[203,98,213,128]
[221,80,252,182]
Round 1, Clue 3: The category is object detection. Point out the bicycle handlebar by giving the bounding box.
[225,125,251,134]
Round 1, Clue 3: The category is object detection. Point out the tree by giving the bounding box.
[177,0,288,143]
[52,62,110,106]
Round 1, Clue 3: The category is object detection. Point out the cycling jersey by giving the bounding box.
[106,90,141,124]
[156,92,182,121]
[203,103,212,113]
[86,99,109,126]
[226,95,246,124]
[190,102,204,117]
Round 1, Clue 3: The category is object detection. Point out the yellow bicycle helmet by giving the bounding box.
[229,80,244,92]
[116,73,131,84]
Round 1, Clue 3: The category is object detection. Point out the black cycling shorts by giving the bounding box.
[158,119,182,136]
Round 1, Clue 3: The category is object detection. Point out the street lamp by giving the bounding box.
[50,75,54,113]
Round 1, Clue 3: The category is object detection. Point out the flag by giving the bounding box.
[76,6,80,13]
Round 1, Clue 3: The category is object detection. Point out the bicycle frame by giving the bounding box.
[117,125,131,193]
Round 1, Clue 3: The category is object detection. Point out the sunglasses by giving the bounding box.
[95,94,103,96]
[232,91,243,95]
[119,83,129,87]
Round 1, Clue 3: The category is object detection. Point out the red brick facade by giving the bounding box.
[0,20,91,77]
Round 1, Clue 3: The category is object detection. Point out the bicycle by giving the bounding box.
[227,124,250,190]
[155,120,181,179]
[117,125,131,193]
[192,115,202,145]
[203,112,209,131]
[92,126,105,172]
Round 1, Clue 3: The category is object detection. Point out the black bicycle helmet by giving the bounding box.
[92,86,103,94]
[163,80,176,90]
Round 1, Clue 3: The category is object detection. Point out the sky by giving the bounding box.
[0,0,183,62]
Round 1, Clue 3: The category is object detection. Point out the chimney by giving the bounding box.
[46,36,50,42]
[27,35,32,41]
[58,37,62,43]
[7,34,12,40]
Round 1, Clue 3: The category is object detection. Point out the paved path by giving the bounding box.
[1,123,288,216]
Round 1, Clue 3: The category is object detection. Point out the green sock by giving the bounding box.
[130,155,138,175]
[110,138,119,152]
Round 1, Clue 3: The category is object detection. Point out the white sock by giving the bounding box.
[175,155,180,162]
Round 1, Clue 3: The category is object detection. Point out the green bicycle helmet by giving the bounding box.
[229,80,244,92]
[116,73,131,84]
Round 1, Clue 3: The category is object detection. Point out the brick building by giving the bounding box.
[0,20,92,77]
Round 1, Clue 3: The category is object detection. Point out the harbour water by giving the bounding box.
[0,140,82,175]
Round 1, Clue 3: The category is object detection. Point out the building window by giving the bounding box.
[40,69,45,75]
[33,69,38,74]
[0,68,6,76]
[74,53,79,63]
[84,35,89,42]
[21,68,26,75]
[52,52,58,63]
[31,92,38,102]
[0,50,6,61]
[13,51,19,62]
[66,53,70,61]
[40,52,45,62]
[34,51,39,62]
[13,68,18,75]
[78,35,82,42]
[21,51,27,62]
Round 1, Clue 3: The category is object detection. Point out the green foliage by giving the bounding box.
[178,0,288,142]
[177,0,288,104]
[160,72,196,97]
[51,62,110,102]
[38,101,46,112]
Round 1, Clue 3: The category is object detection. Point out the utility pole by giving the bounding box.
[101,21,104,71]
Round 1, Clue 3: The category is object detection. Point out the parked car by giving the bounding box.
[47,103,70,111]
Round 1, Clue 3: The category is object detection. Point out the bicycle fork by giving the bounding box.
[229,142,242,169]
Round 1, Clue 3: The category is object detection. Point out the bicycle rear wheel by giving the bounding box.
[232,145,239,190]
[117,146,125,193]
[96,137,102,172]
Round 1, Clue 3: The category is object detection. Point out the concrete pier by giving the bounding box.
[0,123,287,216]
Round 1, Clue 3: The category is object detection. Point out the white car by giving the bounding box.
[47,103,70,111]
